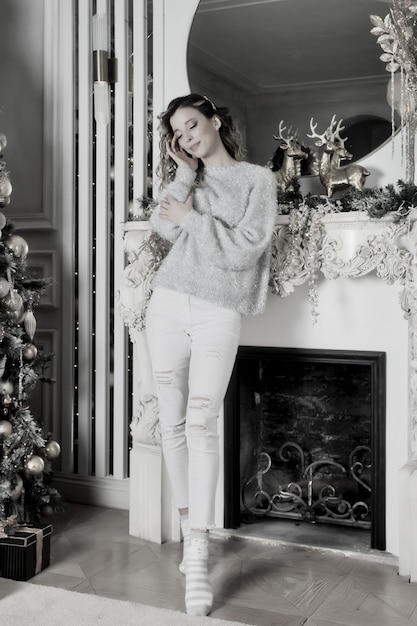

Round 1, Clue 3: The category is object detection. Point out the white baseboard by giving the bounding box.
[53,472,129,510]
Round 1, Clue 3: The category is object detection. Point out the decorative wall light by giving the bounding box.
[92,12,117,125]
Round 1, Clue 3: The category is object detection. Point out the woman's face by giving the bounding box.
[169,106,221,161]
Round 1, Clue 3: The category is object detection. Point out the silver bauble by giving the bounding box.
[0,212,6,230]
[0,419,12,436]
[0,172,12,200]
[22,343,37,361]
[3,290,23,312]
[1,393,12,406]
[45,440,61,460]
[41,504,54,517]
[0,277,10,298]
[24,455,45,476]
[0,379,13,395]
[0,356,6,378]
[5,234,28,259]
[9,475,24,501]
[0,133,7,152]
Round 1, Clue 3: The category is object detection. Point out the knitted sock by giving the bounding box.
[179,514,189,574]
[185,530,213,617]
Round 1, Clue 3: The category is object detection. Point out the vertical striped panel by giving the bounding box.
[57,0,155,491]
[93,0,111,478]
[56,0,76,474]
[77,0,94,476]
[132,0,148,421]
[152,0,165,188]
[132,0,148,218]
[112,0,130,479]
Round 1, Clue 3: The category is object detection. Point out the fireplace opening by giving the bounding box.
[224,346,386,551]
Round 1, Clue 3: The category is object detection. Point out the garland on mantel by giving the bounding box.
[276,179,417,219]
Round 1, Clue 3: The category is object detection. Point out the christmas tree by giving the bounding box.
[0,131,63,535]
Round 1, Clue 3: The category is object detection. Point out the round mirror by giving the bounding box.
[187,0,394,168]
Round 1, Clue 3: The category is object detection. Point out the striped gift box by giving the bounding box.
[0,524,53,581]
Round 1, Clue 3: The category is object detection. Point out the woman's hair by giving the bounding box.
[156,93,246,185]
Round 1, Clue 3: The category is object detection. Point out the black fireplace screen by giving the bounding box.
[224,346,386,550]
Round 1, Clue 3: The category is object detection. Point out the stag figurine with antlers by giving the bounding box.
[308,115,370,198]
[268,121,309,191]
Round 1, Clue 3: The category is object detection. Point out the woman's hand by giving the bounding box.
[159,193,193,225]
[167,138,198,171]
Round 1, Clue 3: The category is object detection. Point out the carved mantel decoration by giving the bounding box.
[117,222,169,446]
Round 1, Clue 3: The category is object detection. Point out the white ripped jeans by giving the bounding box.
[145,288,241,530]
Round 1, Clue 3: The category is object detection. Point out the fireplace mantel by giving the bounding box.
[272,210,417,300]
[118,211,417,581]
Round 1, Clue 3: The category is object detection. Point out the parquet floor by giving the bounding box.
[25,503,417,625]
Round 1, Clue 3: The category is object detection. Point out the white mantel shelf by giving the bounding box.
[118,212,417,582]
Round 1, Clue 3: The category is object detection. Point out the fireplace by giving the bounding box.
[224,346,386,550]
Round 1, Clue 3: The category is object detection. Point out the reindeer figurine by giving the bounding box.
[307,115,370,198]
[268,121,308,191]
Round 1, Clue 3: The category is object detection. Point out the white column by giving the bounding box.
[55,0,76,473]
[119,222,178,542]
[93,0,111,478]
[409,469,417,582]
[399,259,417,580]
[77,0,94,476]
[112,0,130,479]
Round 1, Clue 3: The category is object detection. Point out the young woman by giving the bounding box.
[146,93,277,616]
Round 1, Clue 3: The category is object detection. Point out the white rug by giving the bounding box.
[0,578,250,626]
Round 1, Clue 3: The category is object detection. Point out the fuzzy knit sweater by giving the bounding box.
[149,162,277,316]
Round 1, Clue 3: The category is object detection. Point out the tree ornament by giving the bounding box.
[23,309,36,340]
[3,290,23,312]
[0,379,13,395]
[0,419,12,436]
[3,290,25,323]
[24,455,44,476]
[5,234,29,259]
[41,504,54,517]
[22,343,37,361]
[0,211,6,230]
[0,172,12,206]
[0,356,6,378]
[45,440,61,459]
[1,393,12,406]
[0,132,7,152]
[9,475,23,501]
[0,277,10,298]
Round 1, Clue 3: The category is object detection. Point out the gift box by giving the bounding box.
[0,524,52,581]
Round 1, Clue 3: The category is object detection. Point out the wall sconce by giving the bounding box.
[92,13,117,125]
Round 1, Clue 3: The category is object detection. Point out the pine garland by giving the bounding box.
[278,179,417,220]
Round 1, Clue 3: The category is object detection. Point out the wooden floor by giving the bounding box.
[23,503,417,625]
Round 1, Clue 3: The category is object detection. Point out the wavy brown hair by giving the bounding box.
[156,93,246,186]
